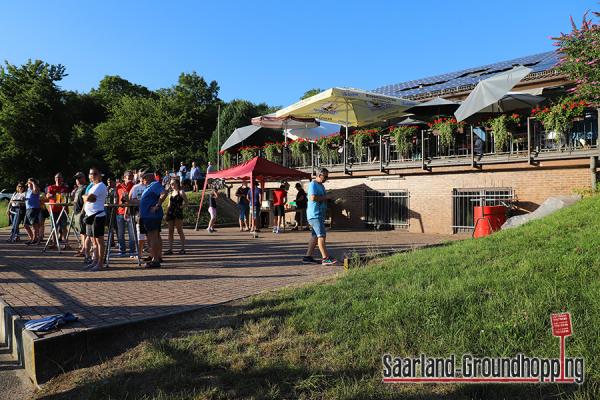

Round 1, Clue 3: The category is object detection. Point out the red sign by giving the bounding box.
[551,313,572,337]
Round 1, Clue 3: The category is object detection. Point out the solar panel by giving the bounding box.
[371,51,558,98]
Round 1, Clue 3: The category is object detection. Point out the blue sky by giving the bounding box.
[1,1,596,107]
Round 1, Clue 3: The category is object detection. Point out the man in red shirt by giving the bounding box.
[272,184,287,234]
[116,170,136,256]
[46,172,70,241]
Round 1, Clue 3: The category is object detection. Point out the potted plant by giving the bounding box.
[428,117,464,149]
[239,146,258,161]
[531,97,589,144]
[350,128,382,159]
[317,134,341,163]
[486,113,520,151]
[263,142,283,162]
[389,126,418,158]
[289,138,310,163]
[220,150,232,168]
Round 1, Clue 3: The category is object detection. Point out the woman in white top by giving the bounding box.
[7,183,26,242]
[83,167,108,271]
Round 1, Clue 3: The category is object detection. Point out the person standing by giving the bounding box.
[293,182,308,230]
[46,172,70,243]
[235,181,250,232]
[139,172,168,268]
[249,181,262,232]
[83,168,108,271]
[116,171,135,257]
[303,168,337,265]
[24,178,41,245]
[190,161,201,192]
[71,172,88,258]
[106,177,117,247]
[207,189,218,233]
[272,184,287,234]
[164,178,188,255]
[7,183,26,242]
[178,161,187,181]
[128,175,147,260]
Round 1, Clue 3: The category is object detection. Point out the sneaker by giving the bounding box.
[302,256,318,264]
[88,265,100,271]
[206,228,212,234]
[129,254,138,259]
[321,257,338,266]
[83,256,92,264]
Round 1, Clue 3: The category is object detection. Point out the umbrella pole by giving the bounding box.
[283,121,288,166]
[344,101,349,174]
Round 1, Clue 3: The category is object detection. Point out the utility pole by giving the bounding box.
[217,104,221,169]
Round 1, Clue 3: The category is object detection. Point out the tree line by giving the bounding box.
[0,59,277,189]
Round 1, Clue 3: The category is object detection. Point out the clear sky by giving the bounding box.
[1,1,596,107]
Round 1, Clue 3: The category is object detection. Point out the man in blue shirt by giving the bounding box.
[190,161,202,192]
[138,172,168,268]
[303,168,337,265]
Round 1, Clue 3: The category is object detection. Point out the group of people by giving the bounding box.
[6,164,337,267]
[232,168,337,265]
[7,165,208,270]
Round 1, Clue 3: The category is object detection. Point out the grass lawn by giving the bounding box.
[35,196,600,399]
[0,200,9,228]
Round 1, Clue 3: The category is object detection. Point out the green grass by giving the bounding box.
[0,200,9,228]
[37,195,600,399]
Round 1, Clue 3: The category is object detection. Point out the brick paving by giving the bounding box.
[0,227,459,338]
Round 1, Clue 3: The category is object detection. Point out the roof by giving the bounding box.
[207,157,311,181]
[371,51,558,100]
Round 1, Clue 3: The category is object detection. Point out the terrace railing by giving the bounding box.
[221,109,599,173]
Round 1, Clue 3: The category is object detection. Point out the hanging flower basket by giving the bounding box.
[531,97,589,143]
[389,126,418,158]
[428,117,465,148]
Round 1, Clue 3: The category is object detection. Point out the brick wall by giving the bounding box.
[283,159,592,234]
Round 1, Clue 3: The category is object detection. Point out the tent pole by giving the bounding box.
[471,125,475,168]
[217,104,221,169]
[195,174,210,231]
[344,101,349,175]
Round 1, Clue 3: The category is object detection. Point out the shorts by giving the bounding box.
[140,218,161,233]
[136,221,146,241]
[238,203,248,220]
[52,212,67,229]
[208,206,217,219]
[86,216,106,238]
[24,208,40,226]
[308,218,326,238]
[273,205,285,217]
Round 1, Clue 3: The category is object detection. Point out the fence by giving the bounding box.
[364,190,409,229]
[452,188,514,233]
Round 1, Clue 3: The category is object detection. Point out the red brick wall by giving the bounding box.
[284,159,592,234]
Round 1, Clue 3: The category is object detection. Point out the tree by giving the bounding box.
[206,100,277,165]
[301,88,323,100]
[0,60,71,187]
[91,75,155,112]
[554,10,600,102]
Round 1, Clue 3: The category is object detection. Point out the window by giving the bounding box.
[364,190,409,229]
[452,188,513,233]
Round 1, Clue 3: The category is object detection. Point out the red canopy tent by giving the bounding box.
[194,157,311,230]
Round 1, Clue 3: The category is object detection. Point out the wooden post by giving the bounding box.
[591,156,597,191]
[379,135,384,173]
[470,125,475,168]
[527,117,533,165]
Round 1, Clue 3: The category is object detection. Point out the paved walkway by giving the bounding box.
[0,227,458,339]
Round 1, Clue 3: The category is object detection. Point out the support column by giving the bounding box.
[470,125,475,168]
[591,156,597,191]
[527,117,533,165]
[379,135,384,173]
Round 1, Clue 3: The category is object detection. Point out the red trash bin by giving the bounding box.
[473,205,507,238]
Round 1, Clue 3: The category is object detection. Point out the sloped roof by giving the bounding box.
[371,51,558,99]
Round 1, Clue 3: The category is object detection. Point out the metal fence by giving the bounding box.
[364,190,410,229]
[452,188,514,233]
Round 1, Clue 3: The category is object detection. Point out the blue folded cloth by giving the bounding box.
[24,313,78,332]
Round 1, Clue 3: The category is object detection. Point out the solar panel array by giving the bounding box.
[371,51,558,98]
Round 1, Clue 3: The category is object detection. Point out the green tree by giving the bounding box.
[0,60,71,187]
[553,10,600,102]
[301,88,323,100]
[206,100,277,165]
[91,75,155,112]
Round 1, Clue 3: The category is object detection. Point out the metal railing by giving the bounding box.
[452,188,514,233]
[364,190,410,229]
